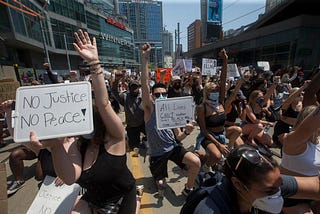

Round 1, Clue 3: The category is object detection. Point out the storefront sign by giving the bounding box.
[106,17,126,30]
[100,33,133,47]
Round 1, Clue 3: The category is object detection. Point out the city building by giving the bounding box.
[200,0,222,45]
[265,0,289,13]
[119,0,163,68]
[187,20,202,51]
[162,28,173,68]
[0,0,137,76]
[185,0,319,73]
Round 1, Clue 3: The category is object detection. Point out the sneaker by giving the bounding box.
[7,181,25,195]
[182,186,194,197]
[136,185,144,200]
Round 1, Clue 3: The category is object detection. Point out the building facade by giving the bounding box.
[0,0,136,75]
[186,0,320,73]
[119,0,163,68]
[187,20,202,51]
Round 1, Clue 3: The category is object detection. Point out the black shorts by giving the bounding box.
[149,145,188,180]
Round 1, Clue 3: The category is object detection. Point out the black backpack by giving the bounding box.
[180,171,224,214]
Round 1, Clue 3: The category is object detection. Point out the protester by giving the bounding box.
[196,49,229,173]
[29,29,137,214]
[167,75,186,98]
[241,80,277,146]
[140,43,201,196]
[280,105,320,213]
[112,74,145,157]
[272,81,310,147]
[189,144,320,214]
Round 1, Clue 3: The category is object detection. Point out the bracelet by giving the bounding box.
[90,64,103,75]
[184,130,190,135]
[87,60,100,66]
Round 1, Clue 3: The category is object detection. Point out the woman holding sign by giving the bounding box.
[30,29,136,214]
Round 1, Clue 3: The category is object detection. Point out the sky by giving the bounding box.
[162,0,266,52]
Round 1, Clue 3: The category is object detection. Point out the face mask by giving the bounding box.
[256,97,264,105]
[207,92,220,111]
[173,83,181,90]
[252,189,284,214]
[157,94,167,100]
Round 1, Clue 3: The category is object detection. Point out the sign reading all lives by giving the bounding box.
[155,96,194,130]
[13,82,93,142]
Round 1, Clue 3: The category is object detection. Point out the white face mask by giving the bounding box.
[252,189,283,214]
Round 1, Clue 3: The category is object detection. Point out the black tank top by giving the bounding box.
[77,141,135,207]
[204,104,226,127]
[282,105,299,118]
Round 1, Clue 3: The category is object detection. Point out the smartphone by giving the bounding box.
[11,101,16,110]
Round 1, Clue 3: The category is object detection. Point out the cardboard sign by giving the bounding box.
[257,61,270,71]
[239,66,250,75]
[155,96,194,130]
[227,64,240,78]
[156,68,172,83]
[0,66,17,81]
[0,81,20,103]
[171,59,186,76]
[202,58,217,76]
[27,176,80,214]
[13,82,93,142]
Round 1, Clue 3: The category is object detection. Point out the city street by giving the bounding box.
[0,111,280,214]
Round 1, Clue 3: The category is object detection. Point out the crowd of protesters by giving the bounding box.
[0,29,320,214]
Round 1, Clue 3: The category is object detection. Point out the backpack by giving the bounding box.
[180,171,224,214]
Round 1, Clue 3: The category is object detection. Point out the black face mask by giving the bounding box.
[173,83,181,90]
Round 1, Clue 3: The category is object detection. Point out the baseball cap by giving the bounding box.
[129,80,141,88]
[171,76,181,82]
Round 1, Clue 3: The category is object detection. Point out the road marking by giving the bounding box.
[128,151,153,214]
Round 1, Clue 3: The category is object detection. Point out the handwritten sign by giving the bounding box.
[0,81,20,103]
[27,175,80,214]
[202,58,217,76]
[227,64,240,78]
[13,82,93,142]
[257,61,270,71]
[155,96,194,130]
[171,59,186,76]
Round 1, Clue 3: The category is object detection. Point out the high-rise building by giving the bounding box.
[119,0,163,67]
[200,0,222,44]
[162,28,173,68]
[0,0,136,73]
[188,20,202,51]
[265,0,289,13]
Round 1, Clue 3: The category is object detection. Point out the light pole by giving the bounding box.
[38,2,51,70]
[64,34,71,71]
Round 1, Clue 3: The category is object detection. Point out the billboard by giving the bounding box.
[207,0,222,23]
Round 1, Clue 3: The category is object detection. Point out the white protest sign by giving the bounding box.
[184,59,193,72]
[240,66,250,75]
[155,96,194,130]
[202,58,217,76]
[227,64,240,78]
[171,59,185,76]
[14,82,93,142]
[257,61,270,71]
[27,175,80,214]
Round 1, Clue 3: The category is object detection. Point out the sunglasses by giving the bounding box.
[227,150,273,176]
[154,92,168,98]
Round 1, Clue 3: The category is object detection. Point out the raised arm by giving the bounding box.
[140,43,153,120]
[282,106,320,151]
[303,71,320,107]
[224,78,245,111]
[73,29,125,143]
[219,49,228,104]
[282,80,310,110]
